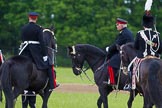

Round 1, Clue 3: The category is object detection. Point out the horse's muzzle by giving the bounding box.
[72,67,82,75]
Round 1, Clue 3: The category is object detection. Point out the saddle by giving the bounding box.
[132,56,159,89]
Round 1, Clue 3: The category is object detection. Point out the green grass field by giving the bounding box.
[0,67,154,108]
[0,92,144,108]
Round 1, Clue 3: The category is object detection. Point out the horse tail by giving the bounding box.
[0,61,13,102]
[148,60,162,105]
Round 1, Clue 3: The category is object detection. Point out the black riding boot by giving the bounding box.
[47,67,55,91]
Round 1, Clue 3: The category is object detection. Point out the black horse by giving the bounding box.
[0,27,56,108]
[67,44,141,108]
[119,42,162,108]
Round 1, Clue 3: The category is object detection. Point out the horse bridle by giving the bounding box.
[119,47,129,74]
[71,51,102,83]
[70,52,92,82]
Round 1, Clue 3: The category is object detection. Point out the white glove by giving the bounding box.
[43,56,48,62]
[106,46,109,52]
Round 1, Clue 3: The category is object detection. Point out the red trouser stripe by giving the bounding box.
[108,66,115,84]
[52,65,57,88]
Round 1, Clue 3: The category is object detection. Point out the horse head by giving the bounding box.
[68,44,106,76]
[43,27,54,37]
[118,42,137,67]
[67,45,85,75]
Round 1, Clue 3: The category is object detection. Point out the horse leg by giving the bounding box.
[127,90,138,108]
[98,87,110,108]
[103,96,108,108]
[3,89,14,108]
[39,89,51,108]
[143,91,152,108]
[97,96,102,108]
[101,94,108,108]
[13,87,23,107]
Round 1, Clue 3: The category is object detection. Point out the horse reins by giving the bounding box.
[73,54,103,84]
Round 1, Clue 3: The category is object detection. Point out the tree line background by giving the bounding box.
[0,0,162,66]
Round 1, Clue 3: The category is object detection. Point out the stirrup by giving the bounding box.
[123,84,131,91]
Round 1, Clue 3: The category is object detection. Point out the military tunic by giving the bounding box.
[134,29,162,58]
[43,30,56,65]
[107,27,134,69]
[21,22,48,69]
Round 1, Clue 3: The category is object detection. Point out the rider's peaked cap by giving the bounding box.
[28,12,39,16]
[142,11,154,28]
[116,18,127,24]
[28,12,39,19]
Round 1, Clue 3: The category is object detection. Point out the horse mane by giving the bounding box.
[125,42,134,48]
[75,44,106,56]
[122,42,135,50]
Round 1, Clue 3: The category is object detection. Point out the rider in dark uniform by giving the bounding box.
[106,18,134,86]
[43,27,59,89]
[19,12,56,91]
[135,12,162,58]
[125,11,162,90]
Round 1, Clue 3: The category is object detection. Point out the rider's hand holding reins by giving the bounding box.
[43,56,48,61]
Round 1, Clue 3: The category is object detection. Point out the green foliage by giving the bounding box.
[0,0,162,66]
